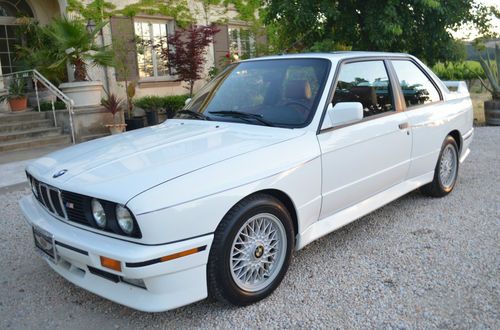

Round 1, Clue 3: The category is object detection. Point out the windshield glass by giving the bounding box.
[175,58,331,128]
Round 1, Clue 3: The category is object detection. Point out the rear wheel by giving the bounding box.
[207,194,294,305]
[421,136,459,197]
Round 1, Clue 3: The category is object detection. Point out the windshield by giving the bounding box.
[175,58,331,128]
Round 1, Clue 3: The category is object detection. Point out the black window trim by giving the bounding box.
[389,58,444,112]
[317,56,406,135]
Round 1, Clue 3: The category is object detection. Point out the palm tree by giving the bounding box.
[48,18,114,81]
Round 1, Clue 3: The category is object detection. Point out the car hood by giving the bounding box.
[26,120,305,204]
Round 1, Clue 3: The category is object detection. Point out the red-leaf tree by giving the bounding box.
[163,25,220,96]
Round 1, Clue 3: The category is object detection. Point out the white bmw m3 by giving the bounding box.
[21,52,473,312]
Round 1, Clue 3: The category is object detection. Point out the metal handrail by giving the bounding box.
[0,69,75,144]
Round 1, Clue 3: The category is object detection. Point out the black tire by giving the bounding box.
[207,193,294,306]
[421,135,459,197]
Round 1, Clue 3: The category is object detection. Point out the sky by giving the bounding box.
[451,0,500,40]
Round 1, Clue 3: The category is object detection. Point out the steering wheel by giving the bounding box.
[284,101,310,119]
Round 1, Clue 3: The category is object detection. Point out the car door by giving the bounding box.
[317,59,412,219]
[389,59,447,179]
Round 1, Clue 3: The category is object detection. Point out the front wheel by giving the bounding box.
[207,194,294,306]
[421,135,459,197]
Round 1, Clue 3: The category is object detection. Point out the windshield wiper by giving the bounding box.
[176,109,210,120]
[208,111,274,127]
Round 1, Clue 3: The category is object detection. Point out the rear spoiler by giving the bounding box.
[442,81,469,98]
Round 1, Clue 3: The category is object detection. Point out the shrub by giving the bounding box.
[432,61,486,88]
[133,95,189,118]
[37,100,67,111]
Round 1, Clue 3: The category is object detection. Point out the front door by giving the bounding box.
[317,59,412,219]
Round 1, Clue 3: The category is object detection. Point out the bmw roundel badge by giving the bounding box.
[53,169,68,178]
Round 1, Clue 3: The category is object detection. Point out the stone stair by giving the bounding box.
[0,111,71,153]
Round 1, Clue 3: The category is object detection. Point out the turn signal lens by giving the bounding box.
[160,247,201,262]
[100,256,122,272]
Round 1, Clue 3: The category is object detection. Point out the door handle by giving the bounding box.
[398,122,409,130]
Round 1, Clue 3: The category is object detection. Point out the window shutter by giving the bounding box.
[213,25,229,69]
[110,16,139,82]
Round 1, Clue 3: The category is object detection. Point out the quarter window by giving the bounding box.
[392,60,440,108]
[332,61,395,118]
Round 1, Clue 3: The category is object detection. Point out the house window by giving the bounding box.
[228,27,255,59]
[134,20,171,79]
[0,0,34,75]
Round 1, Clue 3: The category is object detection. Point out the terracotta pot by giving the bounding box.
[484,99,500,126]
[9,97,28,112]
[105,124,127,134]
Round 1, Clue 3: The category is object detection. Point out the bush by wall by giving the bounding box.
[133,95,190,118]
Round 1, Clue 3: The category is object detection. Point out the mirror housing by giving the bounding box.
[184,98,192,106]
[322,102,363,129]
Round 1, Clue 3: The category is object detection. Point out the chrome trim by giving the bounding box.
[58,189,68,219]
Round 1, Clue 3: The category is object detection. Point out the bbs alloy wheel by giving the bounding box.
[207,194,294,305]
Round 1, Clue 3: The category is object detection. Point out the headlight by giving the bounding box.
[91,199,107,228]
[116,204,134,234]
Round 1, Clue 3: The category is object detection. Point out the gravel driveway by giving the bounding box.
[0,127,498,329]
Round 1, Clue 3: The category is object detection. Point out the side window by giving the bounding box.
[332,61,394,118]
[392,60,441,108]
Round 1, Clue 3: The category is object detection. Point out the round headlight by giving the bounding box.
[116,205,134,234]
[91,199,107,228]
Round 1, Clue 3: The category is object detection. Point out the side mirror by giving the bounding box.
[184,98,192,106]
[322,102,363,129]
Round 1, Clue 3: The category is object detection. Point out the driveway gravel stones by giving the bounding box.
[0,127,498,329]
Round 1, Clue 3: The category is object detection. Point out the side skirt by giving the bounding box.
[295,171,434,250]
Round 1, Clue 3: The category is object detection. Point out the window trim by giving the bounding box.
[389,59,443,112]
[317,56,405,135]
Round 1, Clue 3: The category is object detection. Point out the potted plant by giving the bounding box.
[133,96,164,126]
[123,82,145,131]
[48,18,114,107]
[0,78,28,112]
[101,93,127,134]
[479,43,500,126]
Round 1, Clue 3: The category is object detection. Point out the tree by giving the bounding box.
[163,25,220,96]
[264,0,498,65]
[47,18,115,81]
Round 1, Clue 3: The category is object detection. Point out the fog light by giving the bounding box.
[121,277,146,289]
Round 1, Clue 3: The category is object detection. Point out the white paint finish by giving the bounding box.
[317,111,412,218]
[296,171,434,249]
[20,53,473,312]
[26,120,305,205]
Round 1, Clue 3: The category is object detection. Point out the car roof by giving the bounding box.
[244,51,413,62]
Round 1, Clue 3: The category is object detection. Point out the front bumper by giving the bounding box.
[20,195,213,312]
